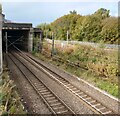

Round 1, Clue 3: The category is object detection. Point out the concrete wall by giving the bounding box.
[28,28,33,52]
[0,13,3,75]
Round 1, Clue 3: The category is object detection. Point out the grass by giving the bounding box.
[33,41,119,98]
[0,71,26,115]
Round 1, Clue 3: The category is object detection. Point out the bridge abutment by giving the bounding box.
[28,28,33,52]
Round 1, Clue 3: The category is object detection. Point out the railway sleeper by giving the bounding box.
[39,85,45,88]
[65,83,71,86]
[46,96,56,100]
[53,106,65,110]
[48,99,59,103]
[50,102,61,107]
[103,111,112,114]
[77,92,84,95]
[88,100,96,104]
[67,85,74,89]
[97,106,106,110]
[41,91,51,95]
[39,89,48,93]
[44,94,53,97]
[71,88,78,91]
[38,87,46,90]
[81,94,87,98]
[86,98,95,103]
[82,95,89,99]
[90,101,99,105]
[100,108,112,114]
[56,109,69,114]
[73,90,80,93]
[95,105,105,109]
[84,97,91,100]
[93,103,101,107]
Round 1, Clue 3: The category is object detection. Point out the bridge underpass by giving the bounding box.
[2,29,30,52]
[0,12,42,74]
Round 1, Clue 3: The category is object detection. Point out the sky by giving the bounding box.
[0,0,119,27]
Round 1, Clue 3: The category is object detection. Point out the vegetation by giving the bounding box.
[33,41,119,98]
[37,8,118,44]
[0,72,26,115]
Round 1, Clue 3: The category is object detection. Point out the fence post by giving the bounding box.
[51,32,54,56]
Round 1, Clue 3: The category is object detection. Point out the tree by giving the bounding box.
[36,8,118,44]
[93,8,110,19]
[101,17,118,44]
[69,10,77,14]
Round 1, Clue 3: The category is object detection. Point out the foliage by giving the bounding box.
[0,72,26,115]
[37,8,119,44]
[101,17,118,44]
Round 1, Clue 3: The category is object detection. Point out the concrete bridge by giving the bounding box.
[0,9,43,75]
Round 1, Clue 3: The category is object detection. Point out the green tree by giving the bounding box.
[36,8,118,44]
[69,10,77,14]
[93,8,110,19]
[51,13,81,40]
[101,17,118,44]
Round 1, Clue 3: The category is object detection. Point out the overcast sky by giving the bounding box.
[1,0,119,27]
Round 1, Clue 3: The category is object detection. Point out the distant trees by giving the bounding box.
[37,8,118,44]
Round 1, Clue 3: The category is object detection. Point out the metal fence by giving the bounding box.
[46,38,120,49]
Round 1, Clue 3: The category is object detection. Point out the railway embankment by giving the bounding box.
[37,40,118,98]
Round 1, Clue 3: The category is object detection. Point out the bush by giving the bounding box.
[0,72,26,115]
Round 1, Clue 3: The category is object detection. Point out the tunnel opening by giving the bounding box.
[2,29,29,52]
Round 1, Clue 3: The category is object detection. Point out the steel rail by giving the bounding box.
[17,51,115,115]
[8,52,76,115]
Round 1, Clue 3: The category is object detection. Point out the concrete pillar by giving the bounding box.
[0,13,3,75]
[28,28,33,52]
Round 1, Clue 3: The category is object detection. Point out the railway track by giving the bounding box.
[8,53,76,115]
[12,50,115,115]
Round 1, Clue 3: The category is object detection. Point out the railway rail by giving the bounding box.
[41,49,88,70]
[10,47,115,114]
[24,53,115,115]
[8,44,116,114]
[8,52,76,115]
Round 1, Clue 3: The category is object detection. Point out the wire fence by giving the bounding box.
[46,38,120,49]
